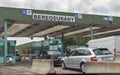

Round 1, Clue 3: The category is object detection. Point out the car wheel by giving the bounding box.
[61,61,66,69]
[80,62,85,73]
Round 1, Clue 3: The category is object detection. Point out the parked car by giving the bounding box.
[39,50,63,66]
[61,47,114,72]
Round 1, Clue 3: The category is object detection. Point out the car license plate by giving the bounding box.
[102,57,113,61]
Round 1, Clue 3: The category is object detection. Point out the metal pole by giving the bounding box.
[61,32,64,54]
[4,20,8,64]
[90,24,93,40]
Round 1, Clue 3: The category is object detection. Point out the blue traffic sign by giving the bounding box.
[103,16,113,21]
[22,9,27,15]
[22,9,32,15]
[74,13,82,19]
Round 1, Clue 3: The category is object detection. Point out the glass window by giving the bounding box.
[7,42,15,56]
[0,45,4,56]
[77,49,91,56]
[93,48,112,55]
[69,51,77,56]
[42,52,48,56]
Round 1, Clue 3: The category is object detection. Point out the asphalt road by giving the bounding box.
[0,62,120,75]
[0,66,36,75]
[55,67,82,74]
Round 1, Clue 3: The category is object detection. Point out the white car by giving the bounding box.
[61,47,114,72]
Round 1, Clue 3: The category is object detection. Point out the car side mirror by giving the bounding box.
[86,44,89,47]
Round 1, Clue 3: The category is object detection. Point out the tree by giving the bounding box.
[63,37,90,52]
[73,37,90,46]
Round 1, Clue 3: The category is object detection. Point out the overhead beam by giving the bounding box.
[83,28,120,37]
[56,27,100,37]
[27,22,62,36]
[32,25,69,37]
[64,25,120,38]
[1,23,30,36]
[49,24,90,37]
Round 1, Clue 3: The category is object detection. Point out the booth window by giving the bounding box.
[7,42,15,56]
[0,45,4,56]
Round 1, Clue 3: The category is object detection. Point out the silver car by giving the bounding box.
[61,47,114,72]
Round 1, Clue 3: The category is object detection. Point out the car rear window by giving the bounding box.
[93,48,112,55]
[16,54,20,56]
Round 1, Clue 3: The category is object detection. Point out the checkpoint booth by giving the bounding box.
[0,40,16,64]
[0,7,120,64]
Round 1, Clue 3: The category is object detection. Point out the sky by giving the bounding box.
[0,0,120,16]
[1,0,120,45]
[8,37,44,46]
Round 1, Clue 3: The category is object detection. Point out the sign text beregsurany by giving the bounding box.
[33,13,75,22]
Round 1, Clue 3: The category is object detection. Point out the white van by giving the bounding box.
[87,36,120,54]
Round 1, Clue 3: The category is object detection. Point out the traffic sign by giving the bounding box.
[74,13,82,19]
[22,9,32,15]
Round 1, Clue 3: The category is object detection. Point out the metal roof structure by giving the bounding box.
[0,7,120,39]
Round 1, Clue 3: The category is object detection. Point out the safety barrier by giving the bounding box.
[84,62,120,73]
[31,59,56,74]
[114,54,120,62]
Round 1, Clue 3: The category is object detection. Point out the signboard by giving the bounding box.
[22,9,32,15]
[103,16,113,21]
[74,13,82,19]
[33,13,75,22]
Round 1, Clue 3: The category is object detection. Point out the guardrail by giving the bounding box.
[84,62,120,73]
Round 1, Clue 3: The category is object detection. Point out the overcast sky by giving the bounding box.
[1,0,120,45]
[8,37,44,46]
[0,0,120,16]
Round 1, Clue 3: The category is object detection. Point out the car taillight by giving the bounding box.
[91,56,97,61]
[50,56,54,60]
[114,48,116,54]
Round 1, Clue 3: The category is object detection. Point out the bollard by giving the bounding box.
[31,59,56,74]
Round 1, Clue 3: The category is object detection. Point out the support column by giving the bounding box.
[61,32,64,54]
[4,20,8,64]
[90,24,93,40]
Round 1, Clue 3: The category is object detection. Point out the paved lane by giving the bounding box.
[55,67,82,74]
[0,66,36,75]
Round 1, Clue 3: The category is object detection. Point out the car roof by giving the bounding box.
[41,50,62,53]
[73,47,108,51]
[73,47,91,50]
[41,50,60,52]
